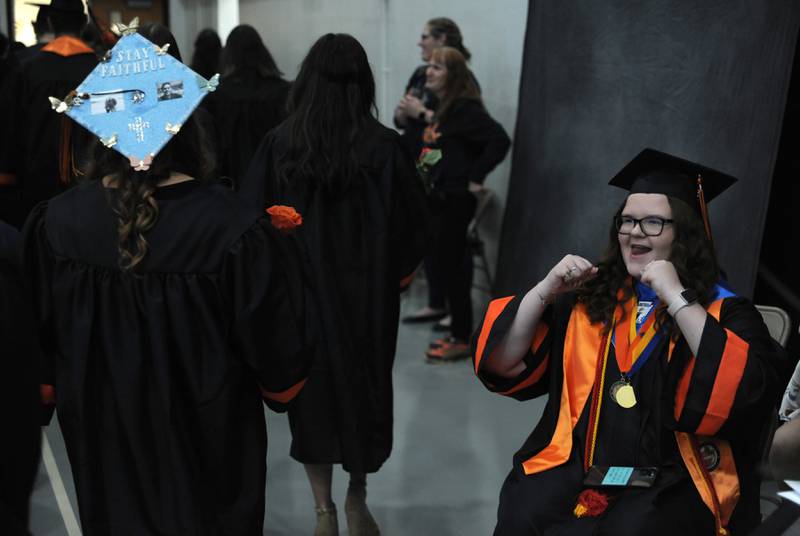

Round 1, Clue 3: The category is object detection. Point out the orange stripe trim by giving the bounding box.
[696,330,749,435]
[500,356,549,396]
[41,36,94,57]
[41,384,56,405]
[673,298,724,421]
[531,324,549,354]
[0,173,16,186]
[707,300,723,320]
[497,324,550,396]
[474,296,515,374]
[260,378,307,404]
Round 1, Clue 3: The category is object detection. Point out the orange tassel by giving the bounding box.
[697,175,714,246]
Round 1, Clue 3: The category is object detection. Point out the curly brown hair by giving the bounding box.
[576,195,721,333]
[83,115,214,271]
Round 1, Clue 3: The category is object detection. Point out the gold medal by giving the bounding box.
[610,380,637,409]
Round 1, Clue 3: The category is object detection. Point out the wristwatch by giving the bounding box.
[418,110,427,122]
[667,288,698,317]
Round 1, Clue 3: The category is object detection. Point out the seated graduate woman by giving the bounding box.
[472,149,788,536]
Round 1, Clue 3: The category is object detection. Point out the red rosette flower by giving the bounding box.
[573,489,609,518]
[266,205,303,233]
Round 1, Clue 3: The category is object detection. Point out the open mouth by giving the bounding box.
[630,245,652,257]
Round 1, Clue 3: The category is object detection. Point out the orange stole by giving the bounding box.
[672,299,740,534]
[521,304,603,475]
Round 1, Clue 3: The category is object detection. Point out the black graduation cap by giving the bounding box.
[25,0,85,13]
[609,148,737,242]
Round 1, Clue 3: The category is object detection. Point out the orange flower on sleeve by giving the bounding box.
[266,205,303,232]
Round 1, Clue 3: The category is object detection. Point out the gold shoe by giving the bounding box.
[344,494,380,536]
[314,504,339,536]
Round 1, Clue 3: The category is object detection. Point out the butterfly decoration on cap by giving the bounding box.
[47,18,220,171]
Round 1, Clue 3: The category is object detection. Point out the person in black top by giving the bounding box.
[0,225,41,536]
[420,46,510,362]
[189,28,222,81]
[394,17,479,326]
[241,33,429,536]
[22,26,311,535]
[204,24,290,187]
[0,0,96,229]
[394,16,475,157]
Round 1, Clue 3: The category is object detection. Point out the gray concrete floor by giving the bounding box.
[25,281,800,535]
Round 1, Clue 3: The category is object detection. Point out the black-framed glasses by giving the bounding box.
[614,215,674,236]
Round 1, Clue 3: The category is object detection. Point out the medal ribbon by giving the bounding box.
[613,293,662,378]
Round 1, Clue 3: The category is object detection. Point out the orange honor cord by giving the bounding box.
[697,175,714,246]
[584,326,613,472]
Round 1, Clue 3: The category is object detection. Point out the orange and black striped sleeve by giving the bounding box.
[471,294,552,401]
[672,297,788,436]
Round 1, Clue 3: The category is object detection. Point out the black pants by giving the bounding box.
[429,193,476,340]
[424,249,473,311]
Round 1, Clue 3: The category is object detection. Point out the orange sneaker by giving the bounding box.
[425,338,470,363]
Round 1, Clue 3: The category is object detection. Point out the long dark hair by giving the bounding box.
[576,196,721,332]
[219,24,282,80]
[427,17,471,61]
[190,28,222,79]
[84,24,215,271]
[430,46,481,122]
[274,33,376,192]
[139,22,182,61]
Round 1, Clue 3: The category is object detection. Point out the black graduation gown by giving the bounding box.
[240,119,430,473]
[0,252,41,535]
[202,75,290,187]
[0,36,97,229]
[22,180,311,535]
[473,291,787,535]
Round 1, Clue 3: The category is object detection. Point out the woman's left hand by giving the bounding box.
[640,260,684,303]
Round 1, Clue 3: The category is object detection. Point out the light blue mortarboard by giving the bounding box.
[49,23,218,170]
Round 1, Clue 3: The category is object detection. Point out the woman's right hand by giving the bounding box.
[538,254,598,302]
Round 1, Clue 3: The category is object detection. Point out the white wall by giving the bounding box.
[169,0,216,63]
[1,0,8,38]
[202,0,529,285]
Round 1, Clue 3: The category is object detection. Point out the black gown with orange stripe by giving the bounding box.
[22,180,311,535]
[240,119,430,473]
[472,286,787,536]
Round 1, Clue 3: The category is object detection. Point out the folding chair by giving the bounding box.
[467,187,494,292]
[753,305,796,529]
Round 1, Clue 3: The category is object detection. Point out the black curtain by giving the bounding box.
[496,1,800,297]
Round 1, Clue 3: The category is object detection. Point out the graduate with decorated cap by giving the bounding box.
[22,22,311,535]
[471,148,788,535]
